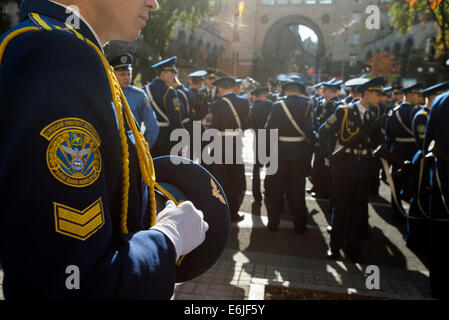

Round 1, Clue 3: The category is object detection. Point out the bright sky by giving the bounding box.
[298,25,318,43]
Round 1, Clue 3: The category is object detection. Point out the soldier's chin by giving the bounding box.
[115,29,142,43]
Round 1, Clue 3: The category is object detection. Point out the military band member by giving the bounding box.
[391,86,404,107]
[0,0,208,299]
[264,79,316,233]
[173,75,194,157]
[423,91,449,299]
[413,82,449,150]
[143,56,184,157]
[249,87,273,203]
[109,52,160,149]
[207,77,250,222]
[384,82,426,222]
[311,80,342,199]
[406,82,449,254]
[188,70,210,123]
[201,70,219,104]
[344,78,368,105]
[319,77,386,263]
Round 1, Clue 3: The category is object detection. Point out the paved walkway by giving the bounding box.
[173,248,432,300]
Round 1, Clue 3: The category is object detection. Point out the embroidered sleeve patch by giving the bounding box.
[173,98,181,111]
[40,118,102,188]
[417,124,426,136]
[53,197,105,241]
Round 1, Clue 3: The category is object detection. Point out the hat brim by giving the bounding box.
[153,156,230,283]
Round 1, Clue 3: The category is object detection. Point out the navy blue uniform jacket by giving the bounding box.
[266,95,316,161]
[0,0,175,299]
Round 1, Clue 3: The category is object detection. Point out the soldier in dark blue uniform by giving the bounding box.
[249,87,273,203]
[109,52,160,149]
[188,70,209,123]
[343,78,368,104]
[207,77,250,222]
[187,70,210,161]
[384,82,426,222]
[0,0,209,299]
[320,77,386,263]
[310,80,342,199]
[391,86,404,107]
[406,82,449,254]
[264,79,316,233]
[423,91,449,299]
[200,70,219,105]
[143,57,184,157]
[172,75,194,158]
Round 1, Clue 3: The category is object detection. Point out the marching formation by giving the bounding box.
[0,0,448,301]
[109,52,449,300]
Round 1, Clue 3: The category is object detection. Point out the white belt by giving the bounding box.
[220,131,242,136]
[158,122,169,127]
[345,148,369,156]
[279,136,306,142]
[395,137,415,143]
[182,118,190,123]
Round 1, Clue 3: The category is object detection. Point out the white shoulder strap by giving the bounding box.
[394,109,414,136]
[279,100,307,139]
[145,85,170,124]
[222,97,241,129]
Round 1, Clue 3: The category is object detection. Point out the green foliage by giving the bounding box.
[106,0,209,84]
[141,0,210,58]
[389,0,449,61]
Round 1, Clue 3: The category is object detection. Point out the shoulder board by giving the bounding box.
[28,12,87,42]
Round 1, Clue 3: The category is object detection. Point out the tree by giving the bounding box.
[389,0,449,64]
[141,0,209,58]
[365,51,401,81]
[106,0,210,84]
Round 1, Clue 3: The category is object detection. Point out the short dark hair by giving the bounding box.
[284,86,304,95]
[191,78,203,85]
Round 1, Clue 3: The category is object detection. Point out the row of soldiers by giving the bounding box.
[109,52,449,299]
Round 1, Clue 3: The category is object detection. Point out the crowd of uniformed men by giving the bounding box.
[109,52,449,300]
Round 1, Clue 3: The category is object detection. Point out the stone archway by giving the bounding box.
[260,15,326,81]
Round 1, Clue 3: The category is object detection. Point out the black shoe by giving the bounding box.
[267,224,278,232]
[231,214,244,223]
[326,249,341,260]
[307,187,316,194]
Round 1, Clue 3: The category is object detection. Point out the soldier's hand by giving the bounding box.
[324,158,330,167]
[151,200,209,261]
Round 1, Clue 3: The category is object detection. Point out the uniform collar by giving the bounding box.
[20,0,103,51]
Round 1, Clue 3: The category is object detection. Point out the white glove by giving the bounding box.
[150,200,209,261]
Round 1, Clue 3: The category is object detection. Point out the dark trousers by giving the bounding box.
[311,154,330,198]
[209,163,246,219]
[330,167,369,259]
[252,163,263,202]
[264,159,308,232]
[406,194,428,255]
[428,187,449,299]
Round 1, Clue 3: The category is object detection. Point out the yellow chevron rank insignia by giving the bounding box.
[53,197,105,241]
[40,118,102,188]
